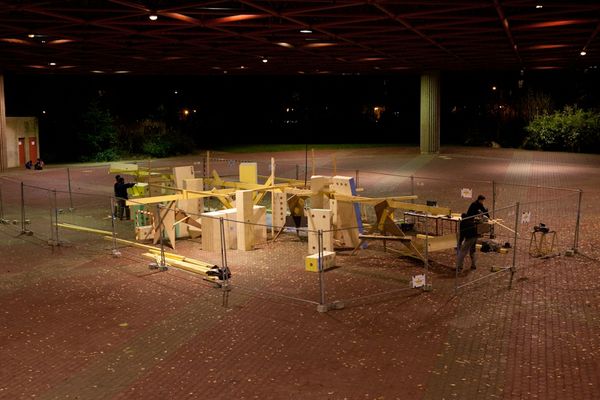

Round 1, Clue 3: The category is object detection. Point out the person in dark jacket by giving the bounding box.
[467,194,489,219]
[456,194,489,271]
[456,213,479,271]
[115,177,135,220]
[113,175,121,218]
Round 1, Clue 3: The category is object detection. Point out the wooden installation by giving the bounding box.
[305,251,336,272]
[306,208,334,253]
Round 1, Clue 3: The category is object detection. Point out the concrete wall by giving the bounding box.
[6,117,39,168]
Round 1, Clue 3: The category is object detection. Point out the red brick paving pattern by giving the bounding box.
[1,146,600,399]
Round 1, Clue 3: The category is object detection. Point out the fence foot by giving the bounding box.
[422,284,433,292]
[565,249,575,257]
[111,249,122,258]
[317,301,345,313]
[148,262,167,271]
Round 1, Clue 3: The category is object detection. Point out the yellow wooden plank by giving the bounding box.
[143,253,211,275]
[388,200,451,215]
[57,223,115,236]
[334,194,418,204]
[147,248,215,269]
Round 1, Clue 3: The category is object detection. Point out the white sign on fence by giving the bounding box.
[411,274,426,288]
[461,188,473,199]
[521,211,531,224]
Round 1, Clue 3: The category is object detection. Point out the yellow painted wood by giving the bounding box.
[305,251,336,272]
[56,223,115,236]
[239,162,258,184]
[387,200,451,215]
[334,194,418,204]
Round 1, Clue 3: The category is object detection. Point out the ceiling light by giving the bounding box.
[91,70,105,74]
[536,4,543,8]
[304,42,335,48]
[276,42,294,48]
[211,14,262,24]
[300,29,312,34]
[48,39,74,45]
[262,58,268,63]
[0,38,30,45]
[527,44,569,50]
[114,70,131,74]
[523,19,586,29]
[49,62,56,66]
[358,57,385,61]
[28,33,35,38]
[531,66,561,70]
[149,13,158,21]
[492,86,497,91]
[580,50,587,56]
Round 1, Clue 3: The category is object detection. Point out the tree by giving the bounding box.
[77,99,118,161]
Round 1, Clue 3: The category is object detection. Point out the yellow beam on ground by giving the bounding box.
[143,253,214,274]
[56,223,115,236]
[147,249,215,269]
[104,236,161,250]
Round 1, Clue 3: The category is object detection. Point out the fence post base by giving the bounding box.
[317,300,345,313]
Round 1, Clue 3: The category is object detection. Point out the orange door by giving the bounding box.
[18,137,26,165]
[28,137,38,162]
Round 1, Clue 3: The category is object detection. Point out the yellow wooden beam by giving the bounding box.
[56,223,115,236]
[334,194,418,204]
[388,200,451,215]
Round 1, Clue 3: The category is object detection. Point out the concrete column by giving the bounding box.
[0,75,7,172]
[420,71,440,154]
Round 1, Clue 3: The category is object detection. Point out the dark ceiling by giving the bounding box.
[0,0,598,75]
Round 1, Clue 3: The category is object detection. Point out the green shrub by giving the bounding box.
[523,107,600,153]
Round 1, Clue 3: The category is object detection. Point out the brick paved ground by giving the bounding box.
[1,146,599,399]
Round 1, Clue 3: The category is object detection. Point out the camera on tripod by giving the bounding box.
[533,223,549,234]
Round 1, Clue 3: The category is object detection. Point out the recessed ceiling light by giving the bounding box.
[492,86,497,91]
[304,42,335,48]
[276,42,294,48]
[91,70,105,74]
[0,38,30,45]
[28,33,35,38]
[580,50,587,56]
[527,44,569,50]
[49,62,56,66]
[48,39,74,45]
[114,70,131,74]
[536,4,543,9]
[300,29,312,34]
[149,13,158,21]
[262,58,268,63]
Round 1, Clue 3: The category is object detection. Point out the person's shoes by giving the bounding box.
[457,266,463,272]
[471,265,477,270]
